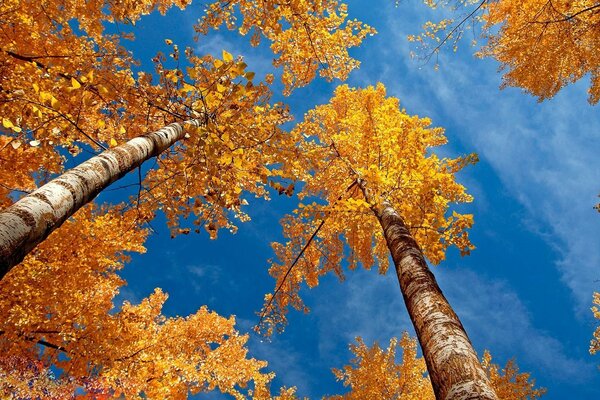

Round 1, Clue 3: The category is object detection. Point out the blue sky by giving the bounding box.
[101,1,600,398]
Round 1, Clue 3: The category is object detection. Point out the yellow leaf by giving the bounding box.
[110,138,118,147]
[233,156,243,169]
[219,152,232,165]
[181,83,195,93]
[1,118,20,132]
[2,118,14,129]
[222,50,234,63]
[98,85,109,96]
[71,77,81,89]
[119,126,126,134]
[31,105,42,118]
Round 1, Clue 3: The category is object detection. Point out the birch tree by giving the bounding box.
[0,0,371,395]
[0,51,296,278]
[0,0,372,276]
[260,84,498,399]
[0,204,294,398]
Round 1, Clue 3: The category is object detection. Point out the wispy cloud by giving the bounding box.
[177,263,222,296]
[437,267,596,383]
[351,1,600,314]
[309,267,595,392]
[236,317,315,396]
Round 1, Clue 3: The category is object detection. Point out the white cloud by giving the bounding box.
[236,317,315,396]
[436,267,596,383]
[312,270,413,363]
[185,263,222,293]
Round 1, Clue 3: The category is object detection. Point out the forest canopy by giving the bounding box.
[0,0,599,398]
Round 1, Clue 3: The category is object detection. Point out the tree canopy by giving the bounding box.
[412,0,600,103]
[261,83,475,332]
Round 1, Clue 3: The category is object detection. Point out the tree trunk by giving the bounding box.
[0,119,201,279]
[373,199,498,400]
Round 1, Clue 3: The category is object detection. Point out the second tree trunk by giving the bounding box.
[375,201,498,400]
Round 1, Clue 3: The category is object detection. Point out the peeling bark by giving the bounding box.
[0,120,201,279]
[374,201,498,400]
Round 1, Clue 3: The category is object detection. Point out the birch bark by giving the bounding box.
[375,201,498,400]
[0,120,201,279]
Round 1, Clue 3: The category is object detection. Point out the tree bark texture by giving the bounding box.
[375,201,498,400]
[0,120,201,279]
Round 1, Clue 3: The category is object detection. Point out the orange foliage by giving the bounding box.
[591,292,600,356]
[197,0,376,95]
[0,206,279,398]
[327,334,434,400]
[482,0,600,104]
[411,1,600,103]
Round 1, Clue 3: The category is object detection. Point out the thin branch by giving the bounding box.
[534,3,600,24]
[256,179,358,329]
[425,0,488,61]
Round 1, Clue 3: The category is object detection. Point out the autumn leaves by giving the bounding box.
[0,0,572,398]
[260,84,500,399]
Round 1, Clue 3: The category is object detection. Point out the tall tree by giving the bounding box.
[0,52,295,278]
[260,84,497,399]
[327,334,545,400]
[0,0,373,394]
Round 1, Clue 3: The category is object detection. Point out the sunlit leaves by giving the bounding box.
[197,0,376,94]
[259,83,476,334]
[326,334,434,400]
[0,206,277,397]
[412,0,600,103]
[143,49,299,239]
[481,0,600,104]
[481,351,546,399]
[0,136,61,208]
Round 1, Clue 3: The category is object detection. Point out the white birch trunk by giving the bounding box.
[374,201,498,400]
[0,120,200,279]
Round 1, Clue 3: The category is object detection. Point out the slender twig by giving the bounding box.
[425,0,488,61]
[257,179,358,328]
